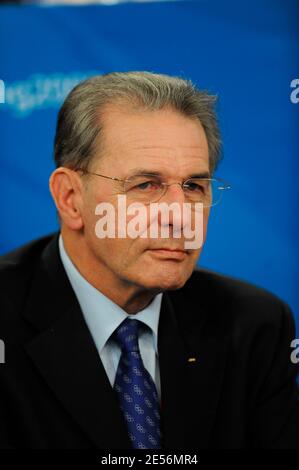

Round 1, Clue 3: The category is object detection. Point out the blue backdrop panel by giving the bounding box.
[0,1,298,330]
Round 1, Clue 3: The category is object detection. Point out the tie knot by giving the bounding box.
[113,318,141,353]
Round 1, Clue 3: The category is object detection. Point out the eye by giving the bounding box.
[131,179,161,192]
[184,180,206,193]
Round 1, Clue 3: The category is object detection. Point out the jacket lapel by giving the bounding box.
[23,234,131,449]
[159,285,230,448]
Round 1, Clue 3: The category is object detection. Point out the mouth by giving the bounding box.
[147,248,188,260]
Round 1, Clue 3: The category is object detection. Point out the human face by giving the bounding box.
[80,106,210,292]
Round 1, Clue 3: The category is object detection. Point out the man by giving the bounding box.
[0,71,298,449]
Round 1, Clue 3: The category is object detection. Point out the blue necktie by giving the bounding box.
[112,318,162,449]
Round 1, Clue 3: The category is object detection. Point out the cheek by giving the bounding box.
[202,210,210,238]
[81,189,99,226]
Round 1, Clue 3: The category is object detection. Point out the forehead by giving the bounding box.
[95,105,209,176]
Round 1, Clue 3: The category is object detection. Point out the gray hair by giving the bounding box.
[54,71,222,174]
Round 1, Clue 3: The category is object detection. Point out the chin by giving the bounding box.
[138,266,192,291]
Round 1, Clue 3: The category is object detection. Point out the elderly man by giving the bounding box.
[0,71,298,449]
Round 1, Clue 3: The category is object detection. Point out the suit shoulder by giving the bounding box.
[0,233,56,294]
[184,268,293,329]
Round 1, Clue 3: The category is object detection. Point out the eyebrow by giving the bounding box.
[127,168,211,179]
[187,172,211,179]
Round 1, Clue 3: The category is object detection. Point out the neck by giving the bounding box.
[61,230,159,315]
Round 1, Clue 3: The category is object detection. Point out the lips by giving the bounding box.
[149,247,187,253]
[147,248,188,260]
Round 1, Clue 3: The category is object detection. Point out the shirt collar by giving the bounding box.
[58,235,162,354]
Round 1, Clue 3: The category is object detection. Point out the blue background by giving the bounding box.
[0,0,298,330]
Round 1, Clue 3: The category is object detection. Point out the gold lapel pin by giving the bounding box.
[187,357,197,363]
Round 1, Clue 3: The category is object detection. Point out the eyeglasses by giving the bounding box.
[76,169,231,207]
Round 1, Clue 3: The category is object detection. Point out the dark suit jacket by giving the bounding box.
[0,233,298,449]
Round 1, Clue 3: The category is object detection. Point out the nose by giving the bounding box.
[161,182,186,205]
[157,182,189,233]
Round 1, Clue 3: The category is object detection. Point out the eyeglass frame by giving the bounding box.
[75,168,231,207]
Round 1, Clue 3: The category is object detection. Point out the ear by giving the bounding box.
[49,167,84,230]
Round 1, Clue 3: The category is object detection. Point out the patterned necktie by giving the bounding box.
[112,318,161,449]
